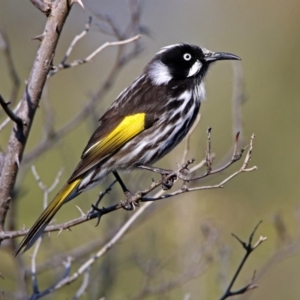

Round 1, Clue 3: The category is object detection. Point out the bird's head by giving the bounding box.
[147,43,240,85]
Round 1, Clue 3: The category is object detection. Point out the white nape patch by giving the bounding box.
[157,44,181,55]
[187,60,202,77]
[148,61,172,85]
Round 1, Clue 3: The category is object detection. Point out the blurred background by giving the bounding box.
[1,0,300,299]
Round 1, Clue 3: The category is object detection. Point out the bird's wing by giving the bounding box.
[68,76,162,182]
[68,111,157,182]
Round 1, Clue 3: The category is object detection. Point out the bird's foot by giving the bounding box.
[161,172,177,190]
[121,190,139,210]
[89,204,105,226]
[136,164,177,190]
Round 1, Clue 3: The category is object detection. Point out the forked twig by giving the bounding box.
[219,221,267,300]
[49,24,141,77]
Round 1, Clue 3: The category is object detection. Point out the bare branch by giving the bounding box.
[72,268,90,300]
[142,134,257,201]
[49,33,141,77]
[31,238,42,295]
[60,17,92,66]
[49,201,157,291]
[31,166,63,204]
[1,132,257,243]
[5,131,256,299]
[0,1,72,231]
[28,166,65,296]
[139,128,250,187]
[219,222,267,300]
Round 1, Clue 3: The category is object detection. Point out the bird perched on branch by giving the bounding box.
[15,43,240,255]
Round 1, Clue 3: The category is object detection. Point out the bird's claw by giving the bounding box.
[121,190,139,210]
[162,172,177,190]
[89,204,103,226]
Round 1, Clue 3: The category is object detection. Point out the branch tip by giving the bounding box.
[31,33,46,42]
[0,94,24,126]
[249,220,263,243]
[231,233,247,248]
[75,205,85,217]
[69,0,85,9]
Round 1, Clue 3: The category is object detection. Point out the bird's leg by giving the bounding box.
[113,171,137,210]
[137,164,177,190]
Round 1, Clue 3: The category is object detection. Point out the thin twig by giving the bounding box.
[181,113,201,165]
[0,101,22,132]
[142,134,256,201]
[31,238,42,294]
[219,221,267,300]
[72,268,90,300]
[138,129,248,184]
[0,94,24,126]
[61,16,92,66]
[205,127,213,173]
[49,34,141,77]
[29,166,64,294]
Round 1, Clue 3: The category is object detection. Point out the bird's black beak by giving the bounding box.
[204,51,241,63]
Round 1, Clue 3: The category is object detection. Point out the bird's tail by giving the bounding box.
[14,179,81,256]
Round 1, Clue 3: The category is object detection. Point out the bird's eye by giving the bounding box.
[183,53,192,61]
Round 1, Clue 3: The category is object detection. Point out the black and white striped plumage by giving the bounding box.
[15,43,240,255]
[77,44,240,190]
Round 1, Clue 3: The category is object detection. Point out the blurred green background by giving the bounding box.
[1,0,300,299]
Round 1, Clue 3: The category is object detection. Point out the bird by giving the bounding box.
[15,43,240,255]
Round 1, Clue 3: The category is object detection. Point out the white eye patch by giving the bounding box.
[187,60,202,77]
[183,53,192,61]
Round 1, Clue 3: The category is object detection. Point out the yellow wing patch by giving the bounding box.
[84,113,146,158]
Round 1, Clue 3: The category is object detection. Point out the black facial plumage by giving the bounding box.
[158,44,205,79]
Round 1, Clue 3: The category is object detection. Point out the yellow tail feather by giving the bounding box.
[14,179,81,256]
